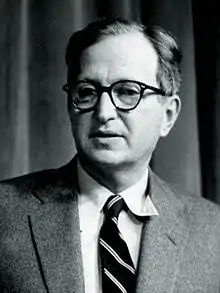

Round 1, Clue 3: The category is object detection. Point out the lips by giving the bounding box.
[89,130,122,138]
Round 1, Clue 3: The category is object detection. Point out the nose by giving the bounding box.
[94,92,117,123]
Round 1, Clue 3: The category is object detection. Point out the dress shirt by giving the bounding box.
[77,162,158,293]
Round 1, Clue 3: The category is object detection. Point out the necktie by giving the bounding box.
[99,195,136,293]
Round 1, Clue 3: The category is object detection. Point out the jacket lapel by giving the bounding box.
[136,171,191,293]
[29,158,84,293]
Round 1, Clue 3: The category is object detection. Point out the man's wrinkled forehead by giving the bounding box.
[76,32,159,89]
[68,32,159,84]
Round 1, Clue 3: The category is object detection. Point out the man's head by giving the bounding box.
[64,18,182,178]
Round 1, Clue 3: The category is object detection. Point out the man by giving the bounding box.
[0,18,220,293]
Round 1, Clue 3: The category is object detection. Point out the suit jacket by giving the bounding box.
[0,156,220,293]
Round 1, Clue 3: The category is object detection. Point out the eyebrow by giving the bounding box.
[76,78,101,84]
[75,78,139,86]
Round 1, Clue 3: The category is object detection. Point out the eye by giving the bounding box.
[114,82,140,97]
[76,83,97,99]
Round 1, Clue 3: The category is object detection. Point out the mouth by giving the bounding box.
[89,131,122,139]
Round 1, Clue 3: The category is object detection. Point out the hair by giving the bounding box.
[65,18,182,96]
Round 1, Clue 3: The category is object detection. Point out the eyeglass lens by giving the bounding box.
[73,81,142,110]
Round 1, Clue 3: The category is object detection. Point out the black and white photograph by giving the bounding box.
[0,1,220,292]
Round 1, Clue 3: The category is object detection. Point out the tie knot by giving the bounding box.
[103,195,125,219]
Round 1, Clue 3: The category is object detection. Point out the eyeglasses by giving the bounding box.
[62,79,166,111]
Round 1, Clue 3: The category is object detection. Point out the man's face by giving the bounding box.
[69,32,179,170]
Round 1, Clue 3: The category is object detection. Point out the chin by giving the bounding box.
[81,148,127,168]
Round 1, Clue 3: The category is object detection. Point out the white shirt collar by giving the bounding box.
[77,161,158,217]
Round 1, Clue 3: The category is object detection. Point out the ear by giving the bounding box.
[160,95,181,137]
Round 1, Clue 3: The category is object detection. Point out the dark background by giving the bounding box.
[0,0,220,204]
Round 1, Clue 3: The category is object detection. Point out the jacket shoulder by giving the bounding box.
[0,158,78,205]
[0,168,58,193]
[154,172,220,226]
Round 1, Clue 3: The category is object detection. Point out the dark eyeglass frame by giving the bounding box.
[62,79,167,112]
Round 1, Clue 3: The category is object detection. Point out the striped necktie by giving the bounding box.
[99,195,136,293]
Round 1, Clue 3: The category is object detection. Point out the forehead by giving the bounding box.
[79,32,158,85]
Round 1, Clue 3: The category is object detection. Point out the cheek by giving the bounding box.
[69,111,91,140]
[126,108,164,145]
[127,109,163,135]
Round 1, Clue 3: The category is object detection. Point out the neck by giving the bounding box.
[78,156,150,193]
